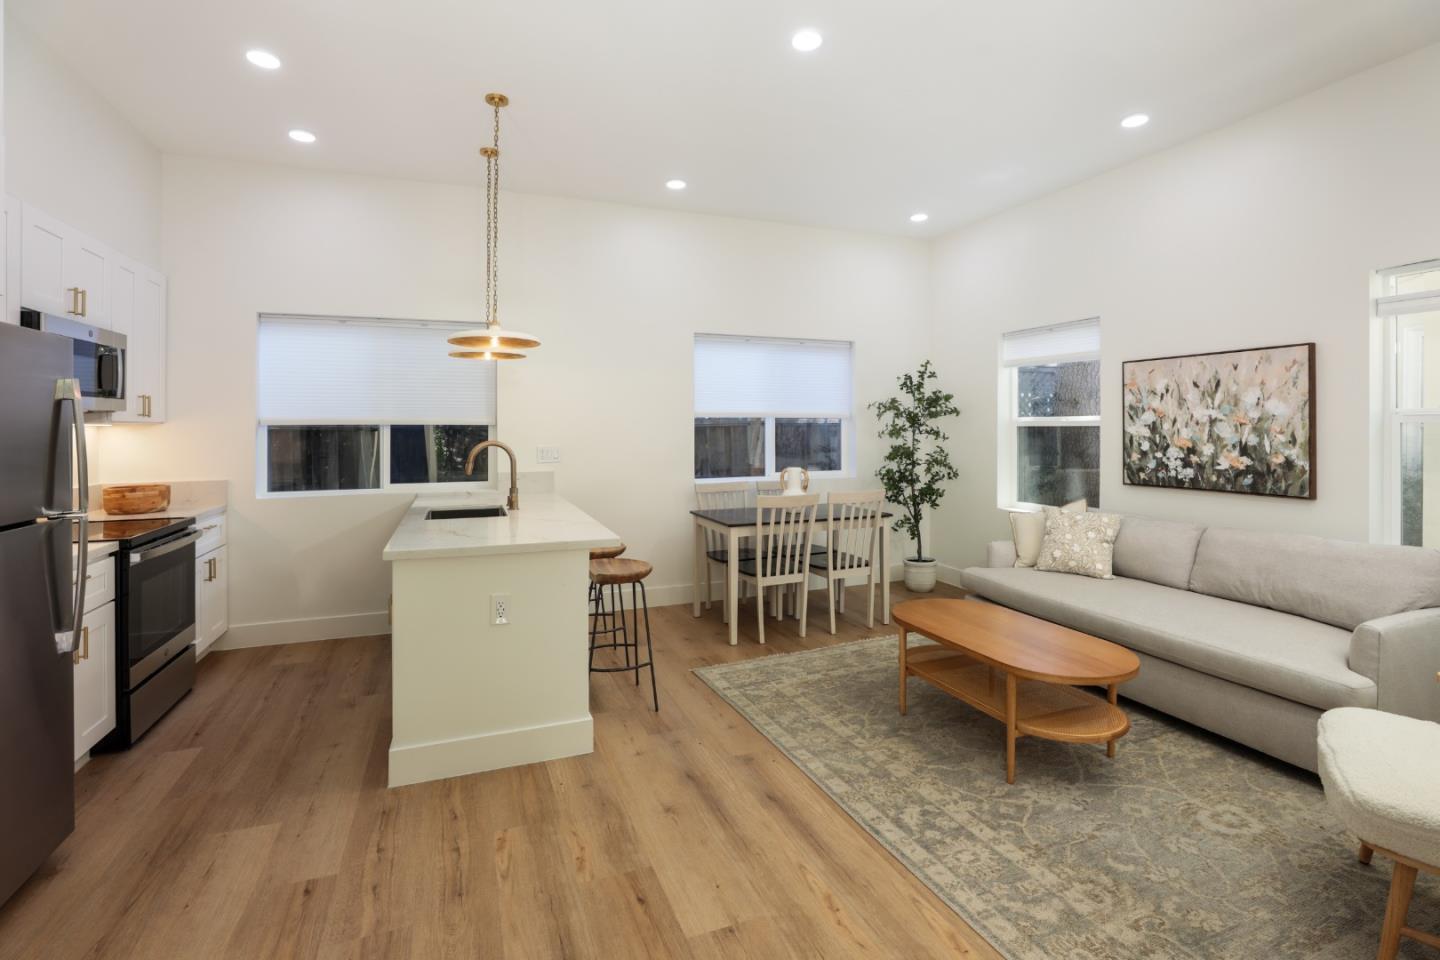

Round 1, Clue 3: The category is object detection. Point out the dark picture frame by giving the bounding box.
[1121,342,1316,499]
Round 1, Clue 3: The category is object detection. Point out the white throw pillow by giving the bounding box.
[1036,510,1123,579]
[1009,498,1087,568]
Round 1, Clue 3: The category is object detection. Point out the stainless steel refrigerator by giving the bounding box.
[0,321,89,907]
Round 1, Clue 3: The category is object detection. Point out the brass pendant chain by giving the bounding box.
[481,94,505,329]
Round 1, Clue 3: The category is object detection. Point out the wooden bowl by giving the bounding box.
[102,484,171,515]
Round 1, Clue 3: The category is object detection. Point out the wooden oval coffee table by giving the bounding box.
[894,599,1140,784]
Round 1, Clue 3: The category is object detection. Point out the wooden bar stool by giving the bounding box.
[588,557,659,711]
[588,544,625,637]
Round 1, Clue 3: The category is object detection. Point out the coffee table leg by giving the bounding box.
[898,627,908,716]
[1106,684,1118,758]
[1005,673,1017,785]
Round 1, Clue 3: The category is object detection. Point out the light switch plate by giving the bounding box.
[536,445,561,464]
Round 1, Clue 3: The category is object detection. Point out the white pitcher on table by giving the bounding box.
[779,466,810,495]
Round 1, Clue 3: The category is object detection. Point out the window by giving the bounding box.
[256,316,496,495]
[693,334,853,481]
[999,318,1101,508]
[1377,261,1440,546]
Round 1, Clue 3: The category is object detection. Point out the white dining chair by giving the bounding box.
[809,490,883,634]
[738,495,819,643]
[753,479,783,498]
[694,481,751,620]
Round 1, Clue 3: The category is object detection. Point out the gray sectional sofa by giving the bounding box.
[961,517,1440,772]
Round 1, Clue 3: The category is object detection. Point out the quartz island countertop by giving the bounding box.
[382,492,621,561]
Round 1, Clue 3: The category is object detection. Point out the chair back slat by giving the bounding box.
[826,491,883,574]
[695,481,749,554]
[756,494,818,579]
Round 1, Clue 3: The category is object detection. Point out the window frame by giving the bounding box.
[1376,259,1440,545]
[996,321,1102,511]
[255,422,495,499]
[693,415,854,485]
[692,334,856,484]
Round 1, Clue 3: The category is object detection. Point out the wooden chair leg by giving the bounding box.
[838,579,847,614]
[798,579,809,638]
[827,575,837,635]
[755,583,766,645]
[1378,861,1418,960]
[866,570,875,628]
[705,561,713,610]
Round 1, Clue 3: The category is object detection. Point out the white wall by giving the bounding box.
[3,16,161,265]
[929,42,1440,576]
[97,155,930,641]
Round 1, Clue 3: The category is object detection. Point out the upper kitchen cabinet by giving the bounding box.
[1,198,20,326]
[21,203,110,327]
[108,255,167,423]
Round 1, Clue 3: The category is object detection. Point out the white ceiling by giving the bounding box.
[11,1,1440,236]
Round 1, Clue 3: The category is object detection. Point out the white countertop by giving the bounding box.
[85,480,227,522]
[383,492,621,561]
[76,540,118,561]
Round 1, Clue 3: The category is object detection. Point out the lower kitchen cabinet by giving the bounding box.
[196,544,228,657]
[74,600,116,762]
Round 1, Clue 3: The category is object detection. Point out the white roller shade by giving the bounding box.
[694,334,853,418]
[258,316,496,424]
[1001,318,1101,366]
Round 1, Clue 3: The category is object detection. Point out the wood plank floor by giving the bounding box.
[0,580,998,960]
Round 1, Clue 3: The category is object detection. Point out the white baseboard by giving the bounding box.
[388,715,593,787]
[215,611,391,651]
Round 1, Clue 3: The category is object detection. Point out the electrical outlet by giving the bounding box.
[536,445,561,464]
[492,593,510,626]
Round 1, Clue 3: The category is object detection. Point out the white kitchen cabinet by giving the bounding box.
[108,255,167,422]
[21,204,110,324]
[1,196,20,325]
[195,544,229,658]
[73,600,116,761]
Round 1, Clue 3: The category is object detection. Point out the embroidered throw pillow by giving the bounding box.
[1036,510,1123,579]
[1009,498,1088,568]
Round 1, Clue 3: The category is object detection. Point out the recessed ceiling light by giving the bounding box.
[288,129,317,144]
[791,29,823,53]
[665,179,687,191]
[245,49,281,70]
[1120,113,1150,129]
[909,212,929,223]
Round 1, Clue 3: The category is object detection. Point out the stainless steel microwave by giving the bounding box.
[19,309,127,412]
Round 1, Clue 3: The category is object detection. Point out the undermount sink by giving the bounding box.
[426,506,507,520]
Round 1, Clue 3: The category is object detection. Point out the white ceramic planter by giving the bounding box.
[903,558,938,593]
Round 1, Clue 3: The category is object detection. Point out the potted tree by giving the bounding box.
[869,360,961,592]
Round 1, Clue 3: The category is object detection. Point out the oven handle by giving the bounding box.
[129,529,202,565]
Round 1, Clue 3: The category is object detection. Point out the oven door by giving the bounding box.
[124,529,199,688]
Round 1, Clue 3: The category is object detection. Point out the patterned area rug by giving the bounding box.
[694,636,1439,960]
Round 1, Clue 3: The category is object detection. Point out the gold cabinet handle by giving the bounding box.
[142,394,151,417]
[78,288,88,317]
[204,557,217,582]
[73,625,90,664]
[67,287,81,315]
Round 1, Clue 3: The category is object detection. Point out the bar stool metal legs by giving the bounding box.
[588,557,659,712]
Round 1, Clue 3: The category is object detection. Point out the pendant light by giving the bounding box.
[449,93,540,360]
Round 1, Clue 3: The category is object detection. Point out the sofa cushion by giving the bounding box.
[1188,528,1440,630]
[1112,516,1206,590]
[960,566,1375,711]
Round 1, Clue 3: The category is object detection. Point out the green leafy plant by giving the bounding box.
[869,360,961,562]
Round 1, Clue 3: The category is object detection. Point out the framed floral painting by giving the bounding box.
[1122,343,1315,499]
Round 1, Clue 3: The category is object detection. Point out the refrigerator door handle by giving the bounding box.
[51,379,88,655]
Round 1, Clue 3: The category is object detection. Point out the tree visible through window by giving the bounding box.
[1000,320,1102,508]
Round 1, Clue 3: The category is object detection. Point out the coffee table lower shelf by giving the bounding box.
[903,646,1130,781]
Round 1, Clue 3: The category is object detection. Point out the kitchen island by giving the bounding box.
[382,491,620,787]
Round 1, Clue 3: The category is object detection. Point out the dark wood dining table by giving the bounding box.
[690,504,892,646]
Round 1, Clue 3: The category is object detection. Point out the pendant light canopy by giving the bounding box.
[449,93,540,360]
